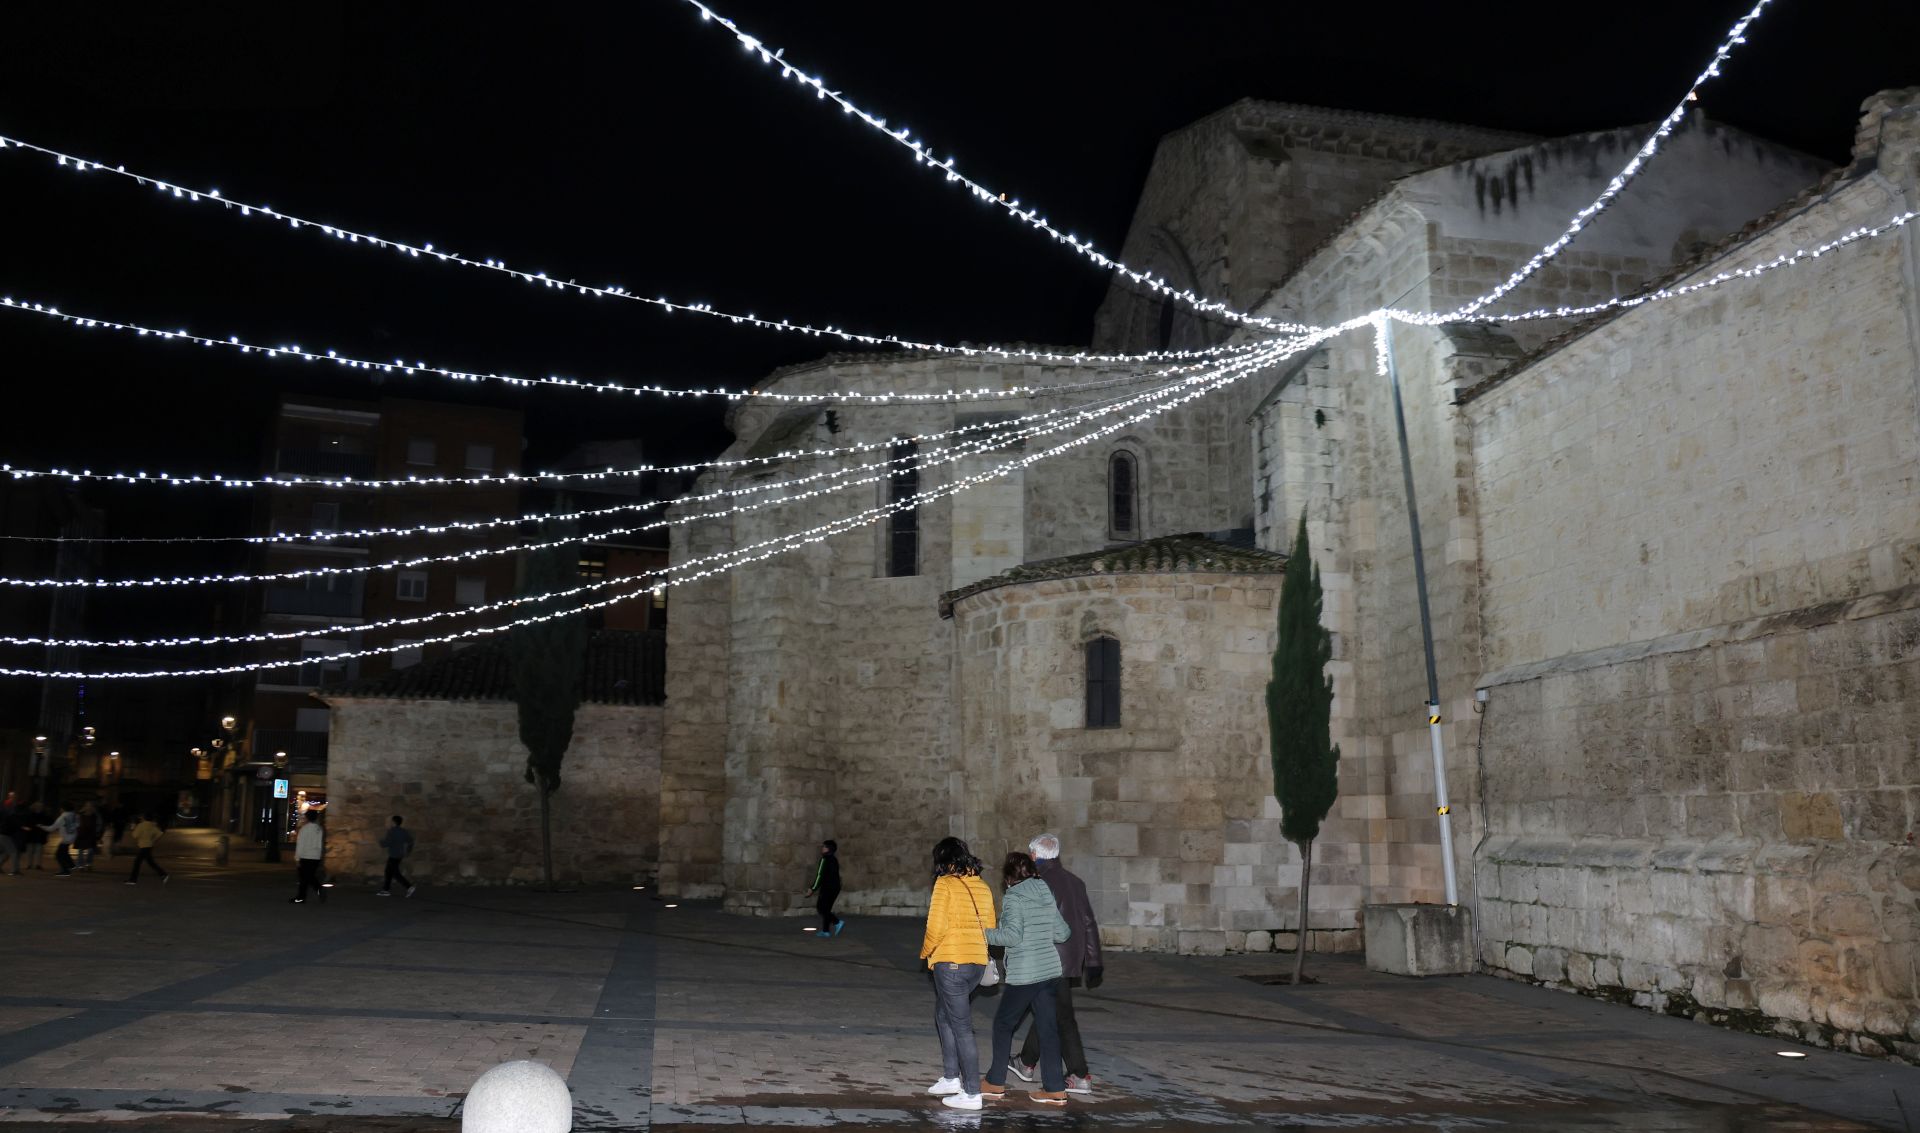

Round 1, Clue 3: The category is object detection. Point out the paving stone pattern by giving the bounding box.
[0,831,1915,1131]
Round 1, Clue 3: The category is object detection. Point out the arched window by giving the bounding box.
[1109,450,1138,539]
[887,439,919,577]
[1156,293,1177,351]
[1085,636,1121,729]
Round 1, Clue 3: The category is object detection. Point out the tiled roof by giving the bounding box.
[322,629,665,706]
[939,534,1287,618]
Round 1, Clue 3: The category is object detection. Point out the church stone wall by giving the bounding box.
[1464,111,1920,1051]
[951,571,1318,955]
[1244,119,1827,939]
[327,699,662,886]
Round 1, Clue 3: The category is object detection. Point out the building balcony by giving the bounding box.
[274,448,376,479]
[262,585,361,618]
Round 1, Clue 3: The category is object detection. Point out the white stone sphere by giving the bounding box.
[463,1059,572,1133]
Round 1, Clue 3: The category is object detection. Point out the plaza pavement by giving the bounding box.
[1,830,1917,1131]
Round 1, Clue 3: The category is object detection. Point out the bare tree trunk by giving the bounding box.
[539,782,554,889]
[1292,838,1313,985]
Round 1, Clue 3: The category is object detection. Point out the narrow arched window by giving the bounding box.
[887,439,919,577]
[1085,636,1121,729]
[1109,451,1138,538]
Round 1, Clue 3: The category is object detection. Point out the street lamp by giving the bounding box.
[263,749,288,863]
[28,735,48,804]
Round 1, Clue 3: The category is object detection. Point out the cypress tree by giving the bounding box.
[508,526,588,889]
[1268,511,1341,983]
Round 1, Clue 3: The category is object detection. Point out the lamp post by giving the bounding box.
[28,735,48,805]
[263,749,287,863]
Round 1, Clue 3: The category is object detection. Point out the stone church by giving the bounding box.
[330,88,1920,1056]
[653,85,1920,1053]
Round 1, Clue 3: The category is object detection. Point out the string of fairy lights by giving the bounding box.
[1,342,1305,653]
[4,334,1321,676]
[10,191,1914,519]
[0,131,1268,368]
[0,0,1874,678]
[677,0,1776,335]
[0,345,1303,590]
[0,294,1261,408]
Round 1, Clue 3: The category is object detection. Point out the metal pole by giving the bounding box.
[1379,318,1460,907]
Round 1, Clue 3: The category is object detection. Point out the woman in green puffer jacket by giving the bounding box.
[981,852,1072,1105]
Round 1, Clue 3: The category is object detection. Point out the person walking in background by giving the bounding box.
[376,814,416,897]
[807,839,843,936]
[74,802,101,870]
[291,809,325,904]
[1009,832,1104,1095]
[22,803,47,871]
[920,836,995,1111]
[982,851,1072,1107]
[40,802,78,876]
[124,812,168,885]
[0,803,20,876]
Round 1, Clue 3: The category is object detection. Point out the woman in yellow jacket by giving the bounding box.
[919,836,997,1108]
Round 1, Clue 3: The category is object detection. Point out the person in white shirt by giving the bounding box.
[291,810,325,904]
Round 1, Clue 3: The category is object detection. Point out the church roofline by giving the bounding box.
[1242,112,1830,330]
[1172,97,1540,153]
[1455,155,1861,407]
[938,533,1288,619]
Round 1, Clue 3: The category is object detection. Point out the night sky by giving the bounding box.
[0,0,1914,522]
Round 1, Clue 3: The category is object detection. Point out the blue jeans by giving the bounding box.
[931,962,984,1091]
[989,978,1064,1091]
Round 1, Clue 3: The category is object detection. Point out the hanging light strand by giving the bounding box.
[0,385,1172,645]
[1405,209,1920,328]
[0,334,1318,677]
[0,393,1133,547]
[1420,0,1774,324]
[675,0,1316,337]
[0,132,1266,366]
[0,294,1260,409]
[0,335,1306,591]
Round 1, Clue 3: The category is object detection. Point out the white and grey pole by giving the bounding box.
[1378,317,1460,907]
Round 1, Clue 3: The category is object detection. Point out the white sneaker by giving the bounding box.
[940,1093,982,1111]
[927,1076,962,1096]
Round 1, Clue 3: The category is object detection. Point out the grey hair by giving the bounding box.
[1029,833,1062,860]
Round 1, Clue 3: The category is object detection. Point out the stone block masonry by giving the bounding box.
[326,699,662,886]
[1475,594,1920,1058]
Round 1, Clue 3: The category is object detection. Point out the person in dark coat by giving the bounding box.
[74,802,101,870]
[806,840,844,936]
[1009,832,1104,1095]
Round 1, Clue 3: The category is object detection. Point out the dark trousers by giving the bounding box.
[1018,976,1087,1077]
[931,962,984,1091]
[988,978,1064,1092]
[53,843,74,874]
[382,857,411,892]
[128,847,167,881]
[296,858,322,900]
[816,885,841,931]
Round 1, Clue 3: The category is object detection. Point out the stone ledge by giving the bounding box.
[1477,581,1920,691]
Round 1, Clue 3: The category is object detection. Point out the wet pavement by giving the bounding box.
[0,829,1913,1131]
